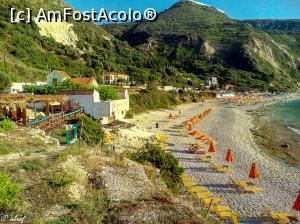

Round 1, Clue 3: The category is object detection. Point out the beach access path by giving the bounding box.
[131,102,300,224]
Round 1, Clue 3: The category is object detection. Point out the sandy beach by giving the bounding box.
[126,100,300,223]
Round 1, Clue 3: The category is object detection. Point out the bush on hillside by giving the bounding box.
[129,143,183,192]
[77,115,104,146]
[0,172,21,211]
[0,72,10,93]
[130,89,181,113]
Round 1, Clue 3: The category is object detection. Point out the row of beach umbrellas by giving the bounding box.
[185,109,300,213]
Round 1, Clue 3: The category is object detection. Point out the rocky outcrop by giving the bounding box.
[35,19,78,47]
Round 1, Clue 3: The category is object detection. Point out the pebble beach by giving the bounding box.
[127,101,300,223]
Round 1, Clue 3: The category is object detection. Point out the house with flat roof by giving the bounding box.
[58,89,129,124]
[103,72,129,85]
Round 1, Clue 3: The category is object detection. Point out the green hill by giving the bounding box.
[104,0,300,91]
[0,0,299,92]
[245,19,300,32]
[0,0,152,84]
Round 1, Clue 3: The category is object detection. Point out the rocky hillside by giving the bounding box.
[0,122,207,223]
[0,0,299,91]
[104,0,300,91]
[0,0,151,83]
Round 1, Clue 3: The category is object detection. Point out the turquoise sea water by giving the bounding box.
[267,99,300,136]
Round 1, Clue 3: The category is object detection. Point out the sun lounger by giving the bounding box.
[264,208,298,224]
[242,185,262,193]
[182,179,196,187]
[201,197,222,207]
[195,192,213,199]
[211,205,231,212]
[198,155,213,162]
[212,205,239,223]
[155,133,169,143]
[229,176,262,193]
[210,161,232,173]
[180,175,191,182]
[187,186,208,194]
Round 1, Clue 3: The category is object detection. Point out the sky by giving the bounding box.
[65,0,300,20]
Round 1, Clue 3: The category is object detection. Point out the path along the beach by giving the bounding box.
[142,102,300,224]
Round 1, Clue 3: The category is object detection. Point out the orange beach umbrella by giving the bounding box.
[195,131,205,137]
[208,142,216,153]
[249,163,260,179]
[188,124,193,131]
[225,149,233,163]
[293,190,300,212]
[188,131,197,136]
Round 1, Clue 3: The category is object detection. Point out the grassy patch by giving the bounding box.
[0,172,21,211]
[20,159,44,172]
[0,144,10,155]
[45,172,74,188]
[0,119,14,132]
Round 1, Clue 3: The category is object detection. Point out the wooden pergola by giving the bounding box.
[0,94,68,124]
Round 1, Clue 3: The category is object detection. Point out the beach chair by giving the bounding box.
[155,133,169,143]
[198,155,213,162]
[182,180,196,187]
[201,197,222,207]
[187,186,208,194]
[211,205,231,213]
[242,185,262,193]
[180,175,191,182]
[195,191,213,199]
[229,176,262,193]
[210,160,232,173]
[212,205,239,223]
[264,208,298,224]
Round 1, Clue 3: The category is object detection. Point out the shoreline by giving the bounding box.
[122,99,300,223]
[245,96,300,167]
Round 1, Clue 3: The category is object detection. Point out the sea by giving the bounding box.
[267,99,300,140]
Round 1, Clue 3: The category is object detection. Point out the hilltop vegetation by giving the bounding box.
[0,0,299,91]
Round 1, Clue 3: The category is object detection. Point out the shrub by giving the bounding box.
[0,119,14,132]
[124,110,134,119]
[129,90,181,114]
[129,143,183,192]
[0,172,21,211]
[77,115,104,146]
[98,87,118,101]
[46,172,74,188]
[20,159,43,172]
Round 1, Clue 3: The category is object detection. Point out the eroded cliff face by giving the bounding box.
[247,37,279,70]
[35,19,78,47]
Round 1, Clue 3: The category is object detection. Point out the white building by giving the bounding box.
[103,72,129,85]
[47,70,71,86]
[10,82,46,94]
[58,89,130,124]
[216,91,235,99]
[205,77,218,87]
